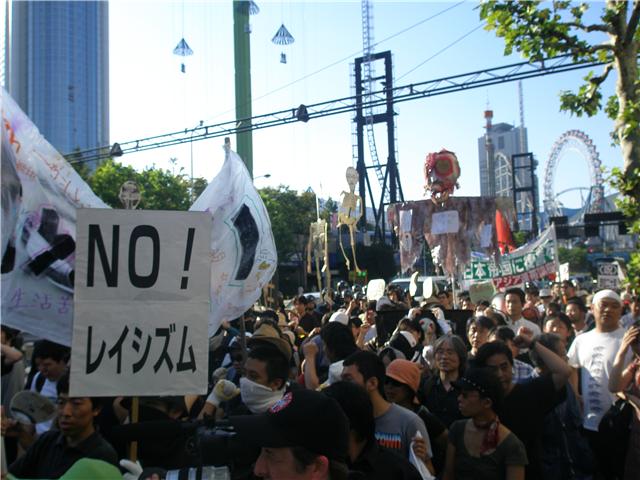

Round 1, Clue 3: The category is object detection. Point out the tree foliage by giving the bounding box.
[558,245,591,273]
[479,0,640,288]
[258,186,318,263]
[73,159,208,210]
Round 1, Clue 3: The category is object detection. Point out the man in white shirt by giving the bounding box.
[567,289,629,478]
[504,287,541,336]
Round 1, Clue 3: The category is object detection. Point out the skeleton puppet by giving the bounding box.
[307,219,329,292]
[338,167,362,272]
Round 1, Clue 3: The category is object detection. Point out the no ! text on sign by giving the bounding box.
[70,209,211,397]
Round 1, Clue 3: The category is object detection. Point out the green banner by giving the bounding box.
[463,226,558,288]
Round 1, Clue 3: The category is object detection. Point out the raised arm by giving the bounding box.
[609,326,639,393]
[517,327,571,390]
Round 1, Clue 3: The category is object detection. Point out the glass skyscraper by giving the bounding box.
[6,1,109,164]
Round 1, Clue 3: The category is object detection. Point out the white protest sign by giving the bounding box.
[559,263,570,282]
[431,211,460,235]
[367,279,386,301]
[70,210,211,397]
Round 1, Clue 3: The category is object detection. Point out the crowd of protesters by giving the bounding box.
[1,279,639,480]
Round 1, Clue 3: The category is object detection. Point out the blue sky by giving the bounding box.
[108,0,618,211]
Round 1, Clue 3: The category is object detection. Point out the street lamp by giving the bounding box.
[253,173,271,181]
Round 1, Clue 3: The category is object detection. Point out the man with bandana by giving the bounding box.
[199,323,293,419]
[567,289,631,478]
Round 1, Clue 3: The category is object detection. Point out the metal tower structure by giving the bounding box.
[353,50,403,243]
[68,55,618,166]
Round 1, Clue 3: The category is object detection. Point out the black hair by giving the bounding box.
[490,325,516,343]
[459,367,504,412]
[546,302,562,314]
[529,333,564,370]
[504,288,525,304]
[433,334,468,377]
[321,322,358,362]
[397,317,425,344]
[294,295,309,305]
[32,340,70,363]
[323,381,375,442]
[248,344,289,385]
[349,315,363,328]
[477,300,491,309]
[566,297,587,313]
[343,350,386,398]
[257,309,279,323]
[544,312,572,332]
[56,372,102,410]
[467,315,496,334]
[475,341,514,367]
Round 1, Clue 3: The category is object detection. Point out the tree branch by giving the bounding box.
[565,21,613,34]
[591,63,615,88]
[624,0,640,46]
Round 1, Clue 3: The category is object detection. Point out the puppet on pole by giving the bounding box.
[338,167,363,273]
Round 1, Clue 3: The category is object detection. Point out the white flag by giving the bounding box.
[1,88,109,346]
[190,148,277,336]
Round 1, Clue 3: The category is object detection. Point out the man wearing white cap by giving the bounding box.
[567,289,630,477]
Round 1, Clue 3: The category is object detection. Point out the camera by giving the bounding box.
[113,418,259,480]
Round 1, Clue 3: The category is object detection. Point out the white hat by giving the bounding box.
[329,310,349,326]
[539,288,552,298]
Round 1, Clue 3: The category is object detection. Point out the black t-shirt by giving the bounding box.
[498,375,566,480]
[9,430,118,479]
[351,439,422,480]
[299,312,321,333]
[422,376,463,427]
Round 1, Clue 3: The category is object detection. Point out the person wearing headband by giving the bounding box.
[567,289,630,478]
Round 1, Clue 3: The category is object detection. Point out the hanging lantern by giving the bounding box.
[272,24,294,63]
[173,38,194,73]
[248,0,260,15]
[424,149,461,204]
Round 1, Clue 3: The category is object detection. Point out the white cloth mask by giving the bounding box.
[239,377,285,414]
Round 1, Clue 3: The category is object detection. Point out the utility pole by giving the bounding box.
[233,0,253,176]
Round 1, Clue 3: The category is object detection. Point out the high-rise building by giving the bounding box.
[477,109,539,232]
[5,1,109,165]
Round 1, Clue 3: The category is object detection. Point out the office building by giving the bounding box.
[477,109,538,232]
[5,1,109,164]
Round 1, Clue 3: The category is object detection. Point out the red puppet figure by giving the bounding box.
[424,149,460,204]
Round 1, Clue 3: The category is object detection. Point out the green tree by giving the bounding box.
[73,158,208,210]
[558,245,591,273]
[258,186,317,263]
[320,197,339,222]
[479,0,640,286]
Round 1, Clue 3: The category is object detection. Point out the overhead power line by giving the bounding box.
[200,1,466,124]
[67,55,615,165]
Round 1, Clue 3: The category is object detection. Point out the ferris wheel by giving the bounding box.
[543,129,604,218]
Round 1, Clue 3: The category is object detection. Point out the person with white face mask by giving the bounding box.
[199,323,292,418]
